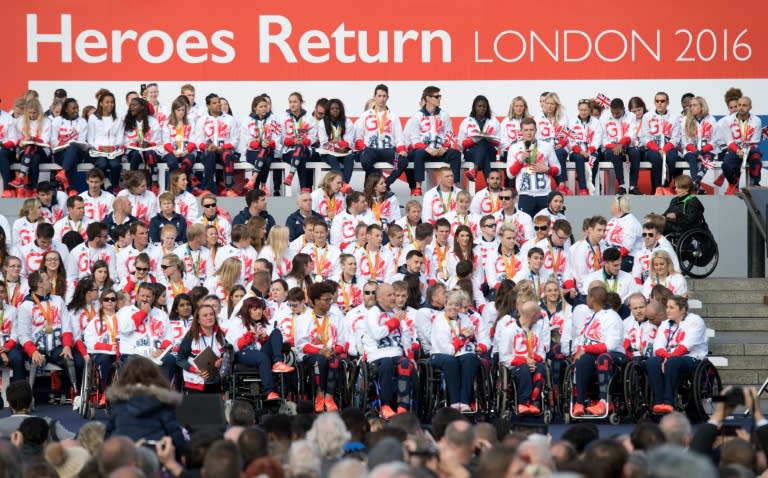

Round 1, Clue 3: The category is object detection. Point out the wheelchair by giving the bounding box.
[230,351,302,411]
[78,358,120,419]
[666,220,719,278]
[297,354,354,409]
[641,358,722,423]
[561,358,637,425]
[493,361,554,424]
[351,358,417,419]
[416,356,492,422]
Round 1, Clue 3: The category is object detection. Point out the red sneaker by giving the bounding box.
[266,391,281,401]
[411,187,422,196]
[517,404,531,414]
[652,403,674,414]
[558,184,573,196]
[300,187,312,193]
[572,403,585,417]
[283,173,294,186]
[713,174,725,187]
[340,183,352,194]
[55,170,69,191]
[381,404,396,419]
[396,406,408,414]
[221,188,238,197]
[324,394,338,412]
[67,189,78,197]
[578,188,589,196]
[260,185,270,196]
[98,393,107,408]
[314,394,325,413]
[272,361,295,373]
[151,184,160,196]
[8,174,27,189]
[50,371,62,391]
[586,399,607,416]
[725,183,739,195]
[244,176,257,192]
[2,189,15,198]
[527,404,541,414]
[192,187,205,197]
[464,169,477,182]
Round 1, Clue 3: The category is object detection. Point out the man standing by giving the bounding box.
[506,118,560,217]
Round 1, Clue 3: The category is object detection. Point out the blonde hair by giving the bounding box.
[18,198,42,218]
[507,96,530,119]
[216,257,242,291]
[650,250,675,277]
[543,92,563,125]
[169,169,188,197]
[685,96,710,140]
[320,170,342,195]
[446,289,469,306]
[267,226,290,260]
[162,253,185,276]
[456,190,472,203]
[22,99,44,137]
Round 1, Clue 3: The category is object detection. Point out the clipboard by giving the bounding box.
[193,346,218,377]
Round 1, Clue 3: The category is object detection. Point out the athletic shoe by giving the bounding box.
[324,394,338,412]
[340,183,352,194]
[527,404,541,414]
[98,394,107,408]
[713,174,725,187]
[55,170,69,191]
[67,189,78,197]
[244,176,257,192]
[725,183,739,195]
[459,403,472,413]
[8,175,27,189]
[300,188,312,193]
[314,394,324,413]
[381,405,396,419]
[618,186,628,195]
[396,406,408,414]
[221,188,238,197]
[517,404,532,414]
[266,391,281,401]
[72,395,82,411]
[411,187,422,196]
[283,173,294,186]
[629,187,643,195]
[586,399,607,416]
[2,189,15,198]
[272,361,295,373]
[652,403,674,414]
[558,184,573,195]
[572,403,585,417]
[464,169,477,182]
[578,188,589,196]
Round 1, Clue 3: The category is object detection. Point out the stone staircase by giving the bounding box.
[690,278,768,389]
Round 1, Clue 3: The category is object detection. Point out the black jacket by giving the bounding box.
[233,208,276,234]
[285,209,323,241]
[663,194,705,234]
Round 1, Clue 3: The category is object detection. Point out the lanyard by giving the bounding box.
[590,242,602,271]
[171,280,186,297]
[312,312,329,344]
[5,282,20,307]
[579,312,598,337]
[439,188,453,214]
[372,199,383,222]
[32,293,54,333]
[530,271,541,297]
[187,246,202,278]
[604,272,618,293]
[326,193,337,220]
[435,244,448,273]
[313,246,328,277]
[445,313,461,340]
[339,280,352,310]
[375,109,388,135]
[331,122,341,142]
[665,320,681,351]
[502,252,517,278]
[103,314,117,342]
[67,220,82,233]
[548,244,562,273]
[488,192,500,212]
[740,118,750,144]
[365,247,381,280]
[405,223,415,244]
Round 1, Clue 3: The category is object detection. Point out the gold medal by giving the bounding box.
[45,324,54,334]
[315,274,324,283]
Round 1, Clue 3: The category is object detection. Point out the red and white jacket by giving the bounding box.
[640,110,682,153]
[116,243,158,282]
[353,107,406,152]
[50,116,88,151]
[16,116,52,153]
[470,189,504,216]
[567,116,602,157]
[17,241,69,279]
[361,305,414,362]
[83,313,119,355]
[653,313,708,360]
[311,189,345,225]
[341,303,369,356]
[534,111,569,147]
[214,244,258,283]
[257,247,293,281]
[66,243,117,281]
[17,293,67,356]
[604,214,643,258]
[721,113,763,152]
[353,247,395,284]
[4,280,28,309]
[0,111,19,149]
[369,192,401,226]
[443,211,481,240]
[278,109,315,155]
[173,244,214,286]
[569,239,605,292]
[0,304,18,352]
[421,186,461,224]
[631,240,680,284]
[500,116,526,152]
[179,333,224,390]
[601,111,636,151]
[194,112,239,152]
[194,214,231,245]
[226,318,273,352]
[484,246,523,291]
[79,190,115,222]
[317,118,354,152]
[300,242,342,281]
[506,141,559,197]
[532,238,576,290]
[161,275,199,306]
[39,192,69,224]
[294,310,342,360]
[492,208,534,247]
[239,112,281,153]
[404,107,458,151]
[457,116,501,151]
[642,273,688,299]
[161,122,197,156]
[496,315,548,367]
[117,189,158,225]
[12,216,39,250]
[571,308,624,355]
[330,210,375,250]
[117,305,172,355]
[430,312,479,357]
[63,303,99,357]
[580,269,639,302]
[336,278,362,314]
[53,216,91,243]
[123,117,161,154]
[681,114,719,154]
[87,114,123,153]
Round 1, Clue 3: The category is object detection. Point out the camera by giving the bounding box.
[713,387,744,408]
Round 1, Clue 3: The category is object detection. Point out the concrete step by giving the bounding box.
[701,304,768,318]
[690,291,767,304]
[710,332,768,344]
[720,370,762,386]
[707,318,768,331]
[689,278,768,291]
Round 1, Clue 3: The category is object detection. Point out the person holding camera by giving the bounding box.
[644,295,708,414]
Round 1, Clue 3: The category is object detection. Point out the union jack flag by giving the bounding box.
[556,127,577,143]
[702,157,715,170]
[595,93,611,109]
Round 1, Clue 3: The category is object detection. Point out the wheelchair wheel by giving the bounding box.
[78,360,93,419]
[416,360,433,423]
[691,360,722,422]
[495,367,510,420]
[676,228,719,278]
[561,365,575,423]
[623,361,647,419]
[352,360,370,412]
[474,362,492,414]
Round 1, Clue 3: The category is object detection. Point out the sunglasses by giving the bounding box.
[135,267,149,272]
[483,224,496,228]
[203,203,217,208]
[160,265,170,269]
[430,94,442,99]
[102,297,117,302]
[534,226,549,231]
[364,291,376,295]
[642,232,656,237]
[499,196,512,200]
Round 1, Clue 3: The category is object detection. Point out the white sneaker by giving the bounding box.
[450,403,462,411]
[459,403,471,413]
[72,395,82,411]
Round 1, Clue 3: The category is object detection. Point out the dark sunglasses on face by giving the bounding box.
[642,232,655,237]
[135,267,149,272]
[203,203,217,208]
[534,226,549,231]
[364,291,376,295]
[102,297,117,302]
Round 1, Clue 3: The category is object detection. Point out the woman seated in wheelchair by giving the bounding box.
[361,283,417,420]
[225,297,295,401]
[663,175,705,235]
[571,283,626,417]
[430,289,481,413]
[497,301,548,415]
[644,295,708,415]
[177,304,230,393]
[623,292,658,361]
[295,282,344,413]
[83,289,120,398]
